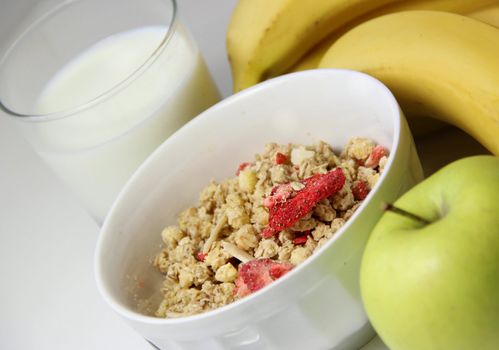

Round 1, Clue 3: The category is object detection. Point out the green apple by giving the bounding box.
[360,155,499,350]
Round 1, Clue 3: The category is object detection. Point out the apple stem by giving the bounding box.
[382,202,431,225]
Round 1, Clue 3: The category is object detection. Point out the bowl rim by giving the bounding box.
[94,68,402,326]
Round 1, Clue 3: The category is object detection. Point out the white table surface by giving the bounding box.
[0,1,489,349]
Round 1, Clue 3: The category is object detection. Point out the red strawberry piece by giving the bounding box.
[234,275,251,298]
[275,152,288,165]
[236,162,251,176]
[268,262,294,279]
[237,259,274,293]
[365,146,387,168]
[196,251,207,262]
[262,168,346,238]
[293,235,308,245]
[234,259,294,298]
[352,180,370,201]
[262,227,278,238]
[234,275,251,297]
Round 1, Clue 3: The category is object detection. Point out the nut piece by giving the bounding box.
[222,241,253,263]
[178,268,194,288]
[291,147,315,165]
[203,213,228,253]
[238,169,257,193]
[215,263,238,283]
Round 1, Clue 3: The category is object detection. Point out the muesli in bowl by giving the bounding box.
[152,138,388,318]
[95,69,423,350]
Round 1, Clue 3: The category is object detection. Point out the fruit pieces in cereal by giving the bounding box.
[352,180,370,201]
[292,233,309,245]
[236,162,252,176]
[275,152,288,165]
[261,168,346,238]
[234,258,294,297]
[365,145,388,168]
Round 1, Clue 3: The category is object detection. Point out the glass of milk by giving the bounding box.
[0,0,220,224]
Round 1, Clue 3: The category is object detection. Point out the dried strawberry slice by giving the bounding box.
[234,275,251,297]
[234,259,294,298]
[238,259,274,293]
[196,251,207,262]
[268,262,294,279]
[365,146,387,168]
[292,235,308,245]
[352,180,369,201]
[275,152,288,165]
[262,168,345,238]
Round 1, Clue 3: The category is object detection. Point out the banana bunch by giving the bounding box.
[290,0,499,72]
[319,10,499,154]
[227,0,497,90]
[227,1,499,155]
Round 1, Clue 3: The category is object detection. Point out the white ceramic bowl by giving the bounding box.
[95,69,423,350]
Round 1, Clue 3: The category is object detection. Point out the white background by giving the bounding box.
[0,0,488,349]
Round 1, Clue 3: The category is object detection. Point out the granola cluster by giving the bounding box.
[152,138,388,318]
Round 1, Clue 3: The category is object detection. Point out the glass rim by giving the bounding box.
[0,0,178,122]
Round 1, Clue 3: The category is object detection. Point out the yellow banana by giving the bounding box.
[319,11,499,155]
[469,2,499,27]
[291,0,499,73]
[290,37,334,73]
[227,0,404,92]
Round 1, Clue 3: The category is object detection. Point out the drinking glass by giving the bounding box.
[0,0,220,224]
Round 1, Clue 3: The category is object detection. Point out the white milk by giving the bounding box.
[31,25,220,223]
